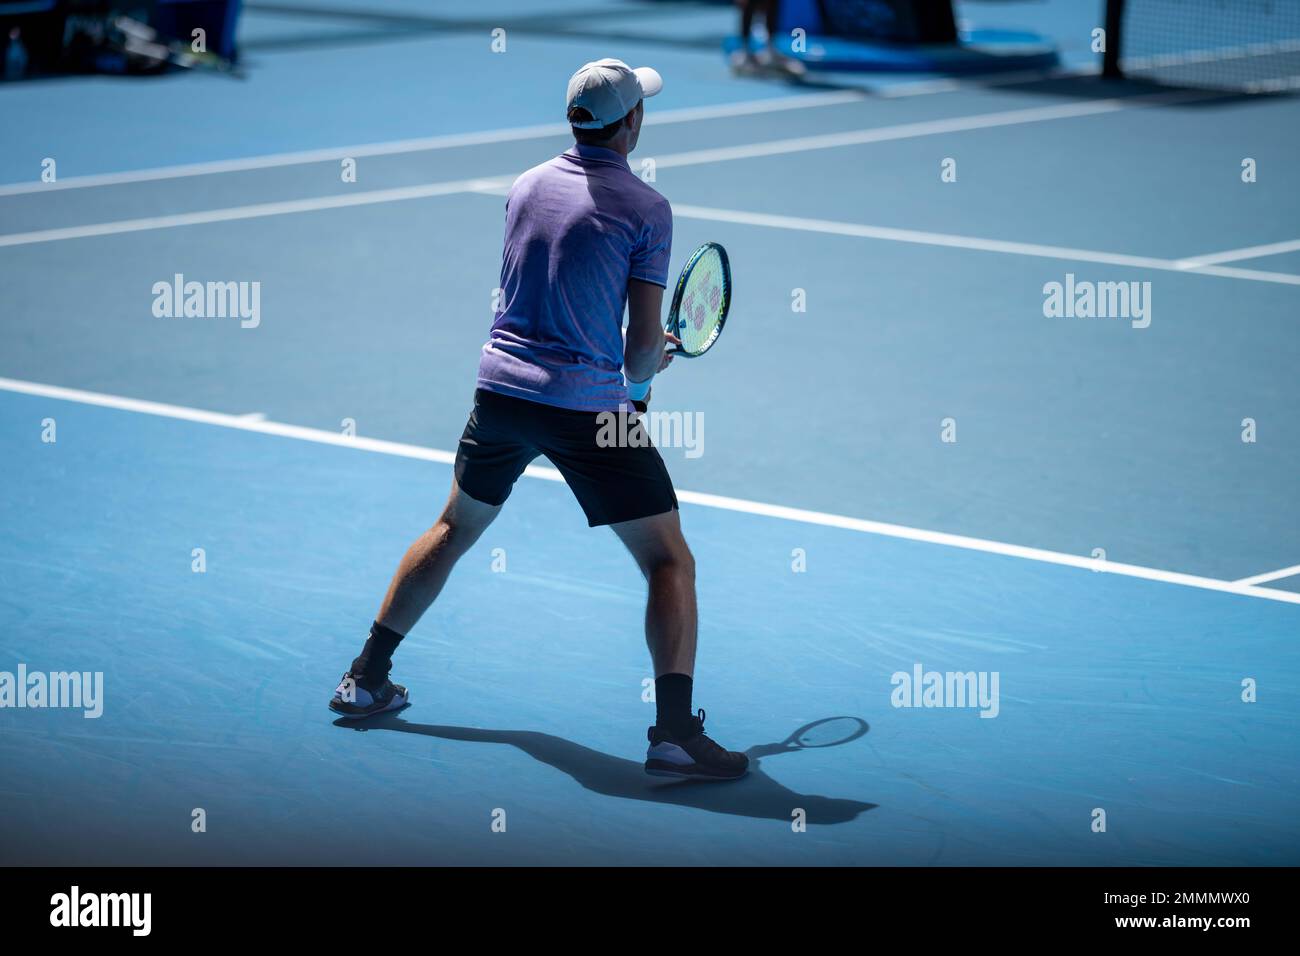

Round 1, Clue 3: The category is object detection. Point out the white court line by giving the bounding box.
[0,65,1124,198]
[1235,564,1300,587]
[0,91,868,197]
[0,177,503,249]
[0,71,1116,197]
[458,185,1300,285]
[8,179,1299,288]
[653,94,1192,169]
[2,375,1297,607]
[1177,237,1300,269]
[875,65,1100,98]
[0,99,1140,248]
[671,204,1300,286]
[2,90,1258,277]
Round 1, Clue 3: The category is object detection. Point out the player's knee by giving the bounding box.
[436,515,473,553]
[677,546,696,583]
[647,544,694,586]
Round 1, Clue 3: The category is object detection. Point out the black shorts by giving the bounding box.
[454,388,679,527]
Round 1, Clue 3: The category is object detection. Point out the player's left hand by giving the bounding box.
[659,331,681,372]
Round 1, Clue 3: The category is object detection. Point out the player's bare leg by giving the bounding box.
[330,481,500,719]
[376,482,502,635]
[610,508,697,676]
[611,509,747,780]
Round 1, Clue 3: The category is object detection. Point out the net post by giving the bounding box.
[1103,0,1125,78]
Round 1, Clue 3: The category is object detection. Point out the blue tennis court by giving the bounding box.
[1,0,1298,867]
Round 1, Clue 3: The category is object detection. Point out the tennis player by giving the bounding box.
[330,59,748,781]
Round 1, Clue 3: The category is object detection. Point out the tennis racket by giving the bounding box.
[665,241,731,358]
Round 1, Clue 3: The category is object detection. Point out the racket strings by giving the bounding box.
[677,250,726,355]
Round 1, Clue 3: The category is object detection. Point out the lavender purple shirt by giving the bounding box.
[476,144,674,412]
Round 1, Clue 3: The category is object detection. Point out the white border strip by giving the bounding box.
[1235,563,1300,587]
[0,91,867,197]
[2,375,1296,607]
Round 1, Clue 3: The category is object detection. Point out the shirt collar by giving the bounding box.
[565,144,631,170]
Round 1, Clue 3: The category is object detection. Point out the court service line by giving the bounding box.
[1234,564,1300,587]
[0,177,503,249]
[0,77,1138,197]
[2,375,1297,608]
[0,90,868,197]
[651,94,1180,169]
[1177,237,1300,269]
[671,204,1300,286]
[0,93,1219,252]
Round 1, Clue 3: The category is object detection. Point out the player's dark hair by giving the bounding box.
[568,105,634,145]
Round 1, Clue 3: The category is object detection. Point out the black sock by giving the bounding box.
[655,673,694,735]
[350,621,405,689]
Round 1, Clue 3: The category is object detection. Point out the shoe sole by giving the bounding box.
[645,763,748,781]
[328,693,408,720]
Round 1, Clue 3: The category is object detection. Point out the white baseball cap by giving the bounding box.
[566,58,663,129]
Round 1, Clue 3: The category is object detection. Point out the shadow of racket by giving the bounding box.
[745,716,869,760]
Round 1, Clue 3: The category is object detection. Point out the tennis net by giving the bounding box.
[1105,0,1300,92]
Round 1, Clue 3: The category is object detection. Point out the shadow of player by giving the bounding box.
[336,713,876,825]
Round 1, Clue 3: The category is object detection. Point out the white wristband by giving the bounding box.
[626,375,653,402]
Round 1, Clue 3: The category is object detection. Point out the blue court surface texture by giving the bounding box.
[1,1,1298,867]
